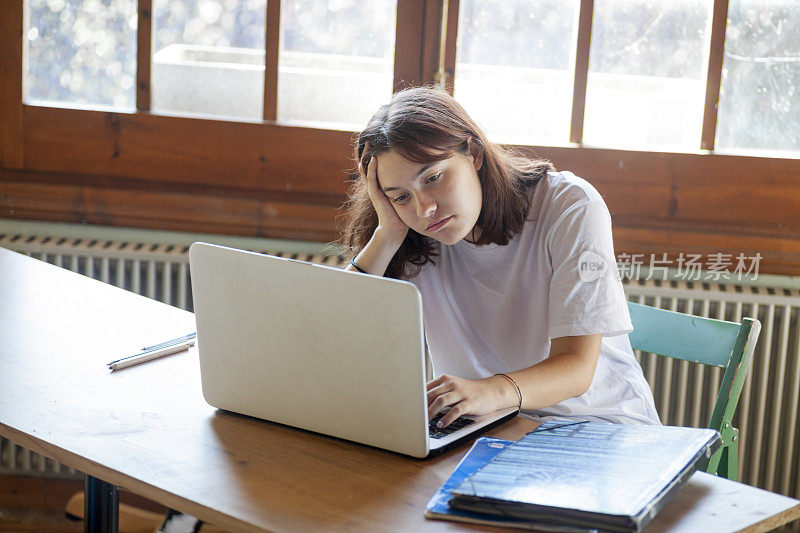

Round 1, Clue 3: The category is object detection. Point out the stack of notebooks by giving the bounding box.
[426,420,721,532]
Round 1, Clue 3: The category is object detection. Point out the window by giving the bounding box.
[278,0,397,129]
[454,0,579,144]
[152,0,267,121]
[26,0,137,110]
[27,0,397,128]
[452,0,799,154]
[583,0,712,150]
[24,0,799,154]
[716,0,800,153]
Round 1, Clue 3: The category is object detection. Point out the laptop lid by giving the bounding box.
[190,242,435,456]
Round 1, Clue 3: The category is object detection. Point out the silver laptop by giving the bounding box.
[188,242,518,458]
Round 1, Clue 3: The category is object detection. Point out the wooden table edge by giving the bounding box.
[0,422,266,533]
[738,503,800,533]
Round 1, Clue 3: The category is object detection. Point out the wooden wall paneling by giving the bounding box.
[0,2,24,168]
[570,0,594,145]
[517,144,800,237]
[263,0,281,121]
[22,105,355,198]
[15,103,800,238]
[2,175,796,275]
[393,0,426,90]
[2,171,797,274]
[667,155,800,235]
[701,0,730,151]
[136,0,152,111]
[0,178,341,242]
[613,226,800,277]
[1,165,342,206]
[10,106,800,254]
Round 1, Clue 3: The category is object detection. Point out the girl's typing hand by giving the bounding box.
[426,373,518,429]
[360,145,409,246]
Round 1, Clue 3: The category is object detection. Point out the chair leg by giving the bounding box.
[717,448,728,479]
[706,446,722,477]
[726,441,739,482]
[711,444,739,482]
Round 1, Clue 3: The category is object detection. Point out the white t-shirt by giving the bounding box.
[410,171,660,425]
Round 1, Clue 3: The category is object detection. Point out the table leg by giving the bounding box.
[84,474,119,533]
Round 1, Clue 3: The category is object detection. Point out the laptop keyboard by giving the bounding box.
[429,412,476,439]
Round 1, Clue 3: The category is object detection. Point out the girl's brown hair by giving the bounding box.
[339,86,554,279]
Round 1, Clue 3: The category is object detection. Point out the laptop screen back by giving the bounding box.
[189,242,430,457]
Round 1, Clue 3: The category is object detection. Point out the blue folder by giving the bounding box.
[426,436,596,532]
[446,421,721,532]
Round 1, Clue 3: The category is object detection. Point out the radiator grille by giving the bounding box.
[1,233,798,502]
[0,234,343,480]
[623,279,800,498]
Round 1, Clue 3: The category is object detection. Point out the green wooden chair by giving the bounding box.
[627,301,761,481]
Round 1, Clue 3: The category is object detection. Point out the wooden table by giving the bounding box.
[1,247,798,533]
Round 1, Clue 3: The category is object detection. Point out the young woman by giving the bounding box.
[341,86,659,429]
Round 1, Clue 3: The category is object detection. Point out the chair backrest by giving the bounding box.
[627,301,761,438]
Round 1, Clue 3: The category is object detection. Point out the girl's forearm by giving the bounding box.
[494,352,598,411]
[344,228,405,276]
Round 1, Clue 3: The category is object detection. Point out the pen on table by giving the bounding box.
[141,332,196,351]
[109,332,196,365]
[107,337,196,371]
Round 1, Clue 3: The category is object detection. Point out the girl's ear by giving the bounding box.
[468,137,484,171]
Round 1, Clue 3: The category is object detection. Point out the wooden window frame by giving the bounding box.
[1,0,799,275]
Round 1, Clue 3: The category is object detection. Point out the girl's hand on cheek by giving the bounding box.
[426,374,514,429]
[360,148,409,245]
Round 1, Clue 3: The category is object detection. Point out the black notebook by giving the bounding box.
[448,421,721,532]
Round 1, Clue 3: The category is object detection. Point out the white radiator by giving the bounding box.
[1,233,798,503]
[623,278,800,499]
